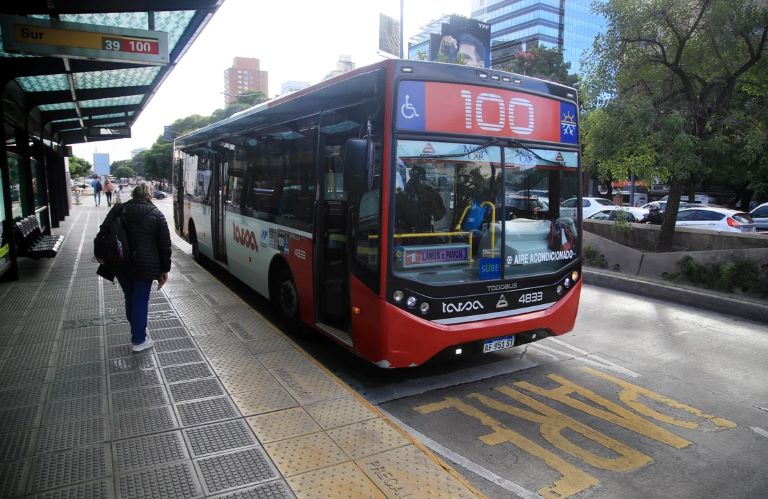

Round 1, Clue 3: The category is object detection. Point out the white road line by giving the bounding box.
[381,410,539,499]
[750,427,768,439]
[532,338,641,378]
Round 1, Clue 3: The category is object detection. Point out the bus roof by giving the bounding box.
[174,59,577,148]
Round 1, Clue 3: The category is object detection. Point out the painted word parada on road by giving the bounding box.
[414,367,736,498]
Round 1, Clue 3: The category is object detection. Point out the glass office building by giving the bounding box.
[471,0,605,73]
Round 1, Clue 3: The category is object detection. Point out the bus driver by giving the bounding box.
[396,165,446,232]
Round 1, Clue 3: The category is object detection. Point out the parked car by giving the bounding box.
[749,202,768,230]
[561,197,618,219]
[153,190,167,199]
[675,206,756,233]
[587,209,640,223]
[627,200,697,220]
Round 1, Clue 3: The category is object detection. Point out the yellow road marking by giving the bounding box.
[416,397,599,499]
[582,368,737,429]
[515,374,691,448]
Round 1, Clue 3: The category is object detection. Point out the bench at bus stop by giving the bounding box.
[14,214,63,259]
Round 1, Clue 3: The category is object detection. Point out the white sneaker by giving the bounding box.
[131,332,154,352]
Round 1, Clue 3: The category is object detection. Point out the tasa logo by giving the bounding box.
[442,300,484,314]
[232,223,258,252]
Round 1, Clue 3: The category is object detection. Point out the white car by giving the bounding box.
[561,197,618,219]
[627,200,698,220]
[749,202,768,230]
[675,206,756,233]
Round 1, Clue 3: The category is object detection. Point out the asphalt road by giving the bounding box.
[157,198,768,498]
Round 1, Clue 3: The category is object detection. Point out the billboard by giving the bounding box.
[378,13,401,58]
[93,153,110,176]
[429,16,491,68]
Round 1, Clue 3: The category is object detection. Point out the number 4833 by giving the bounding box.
[519,291,543,304]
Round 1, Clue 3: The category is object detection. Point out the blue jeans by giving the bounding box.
[94,191,101,205]
[117,277,152,344]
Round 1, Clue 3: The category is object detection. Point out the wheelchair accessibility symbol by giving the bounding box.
[400,94,421,120]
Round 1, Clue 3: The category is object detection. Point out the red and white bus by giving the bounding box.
[173,59,582,368]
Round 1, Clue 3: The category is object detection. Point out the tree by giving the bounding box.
[113,165,136,179]
[68,156,91,178]
[211,91,268,122]
[110,159,132,176]
[582,0,768,250]
[498,46,579,87]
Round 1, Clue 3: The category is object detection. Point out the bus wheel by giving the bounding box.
[272,268,307,335]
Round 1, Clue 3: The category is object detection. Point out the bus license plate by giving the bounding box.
[483,335,516,353]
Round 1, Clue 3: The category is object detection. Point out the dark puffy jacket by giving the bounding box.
[117,199,171,280]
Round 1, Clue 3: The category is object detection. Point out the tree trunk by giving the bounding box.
[656,180,684,251]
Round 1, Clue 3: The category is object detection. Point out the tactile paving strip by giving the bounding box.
[108,355,156,373]
[48,379,103,401]
[110,370,161,391]
[148,318,184,330]
[304,396,378,430]
[230,386,298,417]
[0,386,43,408]
[183,419,258,457]
[264,432,348,477]
[158,349,204,367]
[207,356,261,376]
[37,417,107,453]
[209,480,295,499]
[162,363,214,383]
[168,378,224,402]
[53,362,104,381]
[2,353,52,371]
[151,327,189,341]
[28,444,111,493]
[0,460,28,497]
[246,407,321,444]
[112,405,177,440]
[117,461,201,499]
[113,431,188,473]
[218,369,281,394]
[0,405,41,433]
[357,445,477,499]
[195,446,279,495]
[111,386,169,413]
[200,343,253,359]
[243,336,290,356]
[186,322,231,337]
[0,429,36,461]
[30,478,114,499]
[43,395,105,425]
[154,337,196,353]
[0,368,49,388]
[55,349,103,366]
[59,336,103,351]
[175,396,240,426]
[286,461,384,499]
[267,364,348,406]
[327,418,409,460]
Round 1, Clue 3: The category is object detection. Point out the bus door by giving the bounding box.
[314,125,353,339]
[211,150,230,263]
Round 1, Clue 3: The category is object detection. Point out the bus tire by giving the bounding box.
[272,267,304,334]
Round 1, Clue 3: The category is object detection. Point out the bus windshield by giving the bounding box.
[393,139,579,285]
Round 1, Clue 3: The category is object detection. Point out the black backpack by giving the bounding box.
[94,204,135,271]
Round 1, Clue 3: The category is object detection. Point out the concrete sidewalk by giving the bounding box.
[0,203,480,498]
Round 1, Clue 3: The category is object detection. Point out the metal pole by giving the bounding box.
[400,0,404,59]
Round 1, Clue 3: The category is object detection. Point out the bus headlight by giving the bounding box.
[406,296,417,309]
[564,277,572,288]
[419,302,430,315]
[556,285,564,296]
[571,271,580,282]
[393,290,404,303]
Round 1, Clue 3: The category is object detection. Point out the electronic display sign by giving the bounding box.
[0,15,169,65]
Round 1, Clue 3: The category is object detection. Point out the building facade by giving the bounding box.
[223,57,269,105]
[322,55,356,81]
[280,80,310,95]
[470,0,605,72]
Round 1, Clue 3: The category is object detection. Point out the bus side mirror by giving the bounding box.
[344,138,373,194]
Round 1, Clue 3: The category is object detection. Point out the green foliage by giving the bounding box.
[582,0,768,249]
[113,165,135,179]
[670,256,768,297]
[583,245,608,268]
[68,156,91,178]
[498,47,579,87]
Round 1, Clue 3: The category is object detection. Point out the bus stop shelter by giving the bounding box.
[0,0,223,281]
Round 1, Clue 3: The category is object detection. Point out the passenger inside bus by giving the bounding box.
[395,165,446,233]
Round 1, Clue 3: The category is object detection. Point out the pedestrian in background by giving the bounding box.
[91,177,103,206]
[104,178,115,206]
[99,183,171,352]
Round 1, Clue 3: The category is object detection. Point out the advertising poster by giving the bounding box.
[429,15,491,68]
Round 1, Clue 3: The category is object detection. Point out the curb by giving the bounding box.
[583,268,768,325]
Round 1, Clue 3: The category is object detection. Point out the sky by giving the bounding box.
[72,0,471,163]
